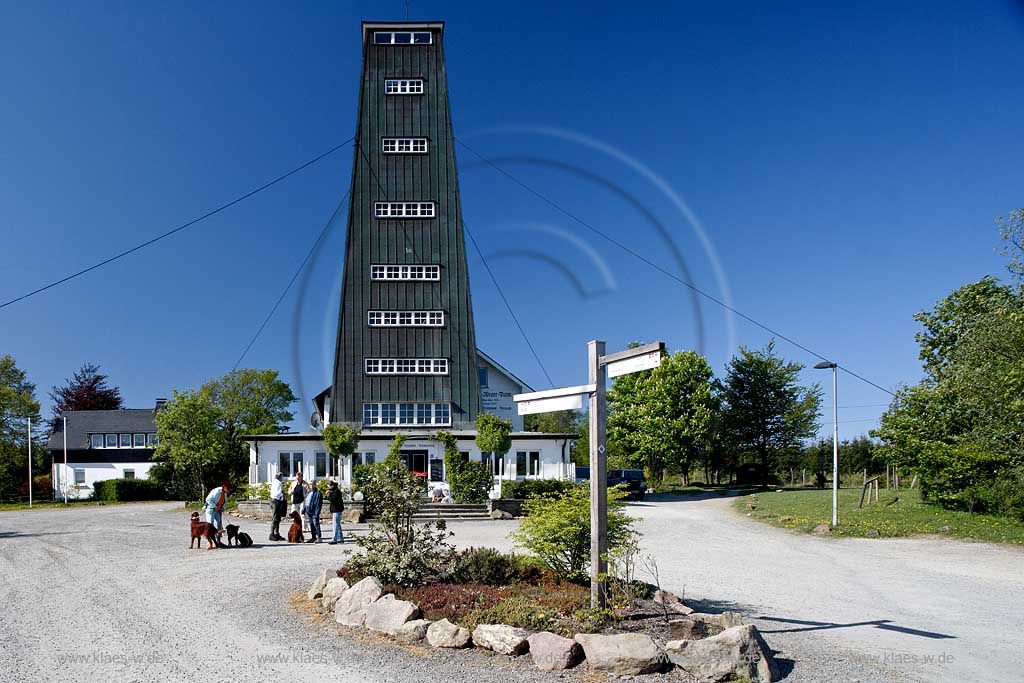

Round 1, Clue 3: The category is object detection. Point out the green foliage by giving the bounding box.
[476,413,512,456]
[436,431,491,503]
[384,433,406,468]
[0,354,43,495]
[915,442,1015,515]
[322,423,359,458]
[997,208,1024,283]
[719,341,822,485]
[91,478,167,502]
[524,410,580,434]
[153,369,296,500]
[510,484,636,582]
[609,349,718,484]
[449,547,521,585]
[500,478,576,500]
[345,457,455,586]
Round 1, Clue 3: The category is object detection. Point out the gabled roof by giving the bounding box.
[46,409,157,451]
[476,349,534,393]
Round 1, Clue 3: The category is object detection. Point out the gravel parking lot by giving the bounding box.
[1,495,1020,683]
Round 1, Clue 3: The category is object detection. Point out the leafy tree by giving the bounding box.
[322,423,359,459]
[510,484,635,582]
[997,208,1024,282]
[524,410,580,433]
[476,413,512,458]
[608,350,718,484]
[719,341,822,485]
[153,369,296,499]
[0,355,43,494]
[572,409,629,468]
[153,390,224,500]
[47,362,123,432]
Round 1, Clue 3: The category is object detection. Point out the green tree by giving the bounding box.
[719,341,822,485]
[153,390,224,500]
[0,355,43,494]
[608,349,719,484]
[997,208,1024,283]
[524,410,580,433]
[323,423,359,459]
[476,413,512,459]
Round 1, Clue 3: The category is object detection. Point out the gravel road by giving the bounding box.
[0,496,1020,683]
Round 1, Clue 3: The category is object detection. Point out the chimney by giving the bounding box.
[155,398,168,411]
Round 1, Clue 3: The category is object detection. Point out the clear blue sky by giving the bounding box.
[2,1,1022,439]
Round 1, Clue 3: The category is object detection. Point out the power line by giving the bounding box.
[232,189,350,372]
[464,220,555,388]
[0,138,355,311]
[455,137,897,398]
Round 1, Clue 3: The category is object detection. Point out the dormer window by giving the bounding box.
[374,31,432,45]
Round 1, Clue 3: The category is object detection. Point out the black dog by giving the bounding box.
[225,524,240,547]
[236,531,253,547]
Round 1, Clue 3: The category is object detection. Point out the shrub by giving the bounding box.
[91,478,167,502]
[392,582,508,620]
[500,479,576,501]
[510,484,635,582]
[449,547,520,586]
[916,442,1006,512]
[437,431,493,503]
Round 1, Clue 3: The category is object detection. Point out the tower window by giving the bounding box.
[363,402,451,426]
[374,202,435,219]
[374,31,432,45]
[382,137,428,153]
[371,264,440,281]
[365,358,449,375]
[367,310,445,327]
[384,79,425,95]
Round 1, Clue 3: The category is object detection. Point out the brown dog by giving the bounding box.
[286,511,305,544]
[190,511,219,549]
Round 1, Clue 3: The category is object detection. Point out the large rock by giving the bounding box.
[318,577,350,613]
[335,576,383,627]
[690,612,746,632]
[527,631,582,671]
[574,633,664,675]
[341,509,363,523]
[668,617,706,640]
[426,618,472,648]
[666,624,778,683]
[363,594,422,635]
[307,568,335,600]
[489,509,513,520]
[394,619,433,643]
[472,624,530,655]
[813,523,832,534]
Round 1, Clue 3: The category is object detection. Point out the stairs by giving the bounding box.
[367,502,490,522]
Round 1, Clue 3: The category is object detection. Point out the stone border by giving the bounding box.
[305,570,779,681]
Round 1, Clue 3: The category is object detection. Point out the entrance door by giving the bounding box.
[400,450,429,477]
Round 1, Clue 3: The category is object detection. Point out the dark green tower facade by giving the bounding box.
[330,21,480,431]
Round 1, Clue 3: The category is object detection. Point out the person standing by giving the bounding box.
[269,472,285,541]
[290,471,306,520]
[204,481,231,542]
[305,478,323,543]
[327,481,345,545]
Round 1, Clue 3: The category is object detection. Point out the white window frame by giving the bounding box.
[374,31,432,45]
[133,433,146,448]
[367,310,445,327]
[365,358,449,375]
[383,79,425,95]
[362,402,452,427]
[371,264,440,281]
[123,469,135,480]
[74,468,86,485]
[382,137,428,153]
[374,201,435,219]
[90,434,103,449]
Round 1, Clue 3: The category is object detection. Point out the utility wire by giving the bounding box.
[232,189,350,371]
[464,220,555,388]
[455,137,896,398]
[0,138,355,311]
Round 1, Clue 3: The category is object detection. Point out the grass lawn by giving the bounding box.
[734,487,1024,545]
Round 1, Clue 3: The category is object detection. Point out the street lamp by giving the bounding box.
[814,361,839,527]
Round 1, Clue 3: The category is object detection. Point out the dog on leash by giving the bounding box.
[236,531,253,547]
[225,524,240,547]
[286,511,305,544]
[190,511,220,549]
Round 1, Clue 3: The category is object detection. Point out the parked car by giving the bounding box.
[608,469,648,500]
[574,466,590,484]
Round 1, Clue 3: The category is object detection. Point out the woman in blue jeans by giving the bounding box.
[327,480,345,544]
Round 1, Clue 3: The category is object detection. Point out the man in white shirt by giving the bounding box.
[269,472,285,542]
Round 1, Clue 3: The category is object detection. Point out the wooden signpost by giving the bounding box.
[514,340,665,608]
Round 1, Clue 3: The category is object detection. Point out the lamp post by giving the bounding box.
[814,361,839,527]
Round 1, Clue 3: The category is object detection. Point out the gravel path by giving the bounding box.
[0,496,1020,682]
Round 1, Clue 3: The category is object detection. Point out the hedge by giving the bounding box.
[91,478,168,502]
[500,479,577,500]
